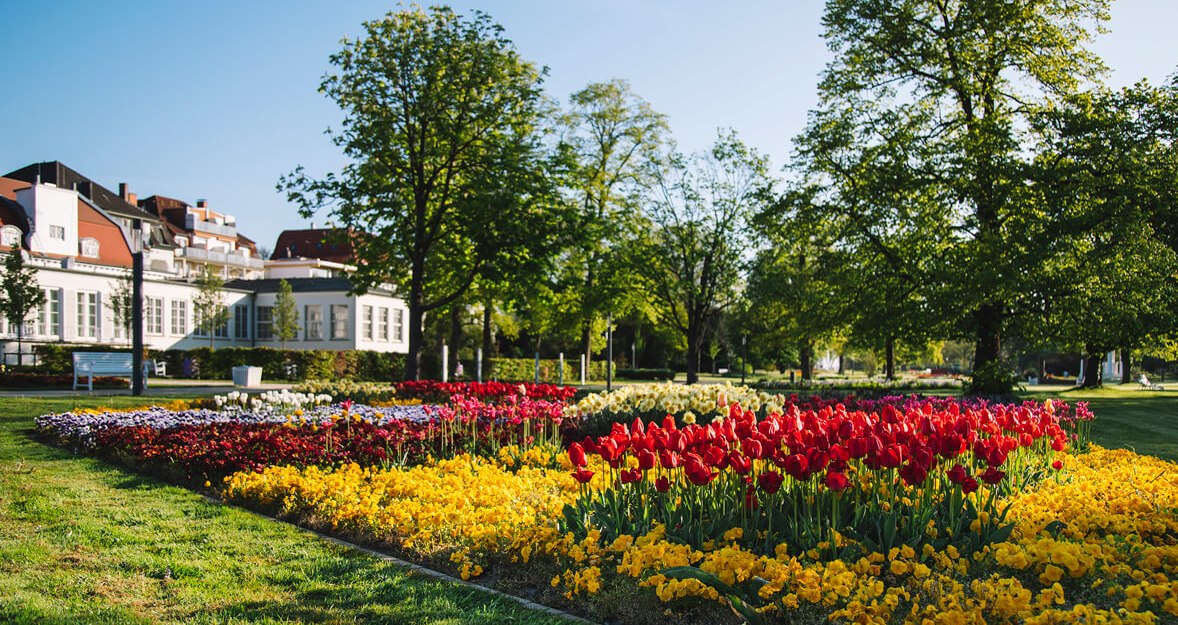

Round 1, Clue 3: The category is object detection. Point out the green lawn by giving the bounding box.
[1021,384,1178,462]
[0,396,574,625]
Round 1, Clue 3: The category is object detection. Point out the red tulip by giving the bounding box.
[637,449,656,471]
[655,476,671,492]
[568,442,587,467]
[571,468,594,484]
[824,470,850,491]
[728,451,752,475]
[980,466,1005,485]
[757,471,784,494]
[620,468,642,484]
[658,450,681,470]
[962,476,979,494]
[1051,460,1063,471]
[783,453,810,481]
[947,464,968,485]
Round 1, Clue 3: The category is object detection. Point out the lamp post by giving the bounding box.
[131,220,145,396]
[740,334,747,386]
[606,312,613,392]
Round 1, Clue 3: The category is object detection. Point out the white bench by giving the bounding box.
[72,352,151,391]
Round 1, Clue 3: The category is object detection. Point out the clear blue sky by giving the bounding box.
[2,1,1174,254]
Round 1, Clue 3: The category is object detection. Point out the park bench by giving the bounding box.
[72,352,152,391]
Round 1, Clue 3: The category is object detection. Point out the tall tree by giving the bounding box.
[282,6,559,380]
[560,79,668,367]
[1032,78,1178,386]
[631,131,774,383]
[0,244,45,362]
[106,270,134,341]
[814,0,1110,392]
[193,265,228,350]
[273,278,299,349]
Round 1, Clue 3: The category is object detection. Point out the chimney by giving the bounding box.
[119,182,128,198]
[196,199,208,209]
[128,192,138,205]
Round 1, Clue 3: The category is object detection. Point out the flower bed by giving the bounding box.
[395,380,577,403]
[32,384,1178,623]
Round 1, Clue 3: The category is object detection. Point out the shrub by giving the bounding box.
[616,368,676,381]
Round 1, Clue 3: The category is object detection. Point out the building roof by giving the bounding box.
[139,194,258,254]
[224,276,395,296]
[3,162,160,224]
[271,228,356,264]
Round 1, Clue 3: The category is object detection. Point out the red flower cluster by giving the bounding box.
[395,380,577,403]
[570,399,1070,495]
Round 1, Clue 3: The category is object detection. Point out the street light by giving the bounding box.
[741,334,747,386]
[131,219,147,396]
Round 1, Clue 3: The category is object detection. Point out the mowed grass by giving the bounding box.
[1022,383,1178,462]
[0,395,573,625]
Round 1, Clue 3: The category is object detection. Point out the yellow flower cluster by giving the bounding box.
[566,382,784,422]
[546,447,1178,623]
[223,450,578,580]
[73,399,196,414]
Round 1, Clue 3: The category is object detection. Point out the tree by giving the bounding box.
[193,265,228,349]
[0,244,45,363]
[1031,78,1178,386]
[630,131,774,383]
[814,0,1111,392]
[281,6,560,380]
[560,79,669,367]
[273,278,299,349]
[106,270,133,341]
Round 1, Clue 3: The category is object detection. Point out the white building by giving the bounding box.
[0,163,408,365]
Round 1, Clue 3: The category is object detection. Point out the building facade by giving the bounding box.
[0,162,408,365]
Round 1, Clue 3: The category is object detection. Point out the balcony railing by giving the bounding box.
[176,247,264,269]
[186,215,238,238]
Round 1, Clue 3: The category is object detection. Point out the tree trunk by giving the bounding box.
[404,278,425,381]
[481,302,494,379]
[447,306,462,377]
[799,338,813,381]
[973,302,1004,370]
[685,320,700,385]
[838,354,845,375]
[885,335,896,380]
[1082,345,1103,389]
[1120,349,1132,385]
[581,319,593,372]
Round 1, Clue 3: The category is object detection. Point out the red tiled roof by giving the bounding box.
[271,228,356,263]
[77,199,132,267]
[0,176,30,200]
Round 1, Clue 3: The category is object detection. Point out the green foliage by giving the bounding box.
[805,0,1112,372]
[615,368,676,381]
[281,6,561,380]
[292,379,398,404]
[0,245,45,350]
[965,360,1023,397]
[486,357,606,383]
[30,344,405,382]
[192,265,228,349]
[104,270,134,338]
[629,130,775,384]
[273,278,299,348]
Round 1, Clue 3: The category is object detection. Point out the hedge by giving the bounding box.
[31,344,406,382]
[616,368,676,381]
[484,357,609,383]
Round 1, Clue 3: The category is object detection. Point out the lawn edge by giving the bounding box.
[206,494,597,625]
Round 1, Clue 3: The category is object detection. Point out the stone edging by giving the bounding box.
[217,495,596,624]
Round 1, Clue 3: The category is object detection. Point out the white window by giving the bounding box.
[362,305,373,340]
[331,304,349,340]
[1,226,20,247]
[49,225,65,240]
[38,288,60,337]
[145,297,164,335]
[76,291,98,339]
[214,306,229,338]
[393,309,404,342]
[256,306,273,340]
[171,300,187,335]
[378,307,388,341]
[305,305,323,341]
[234,304,249,340]
[79,237,99,257]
